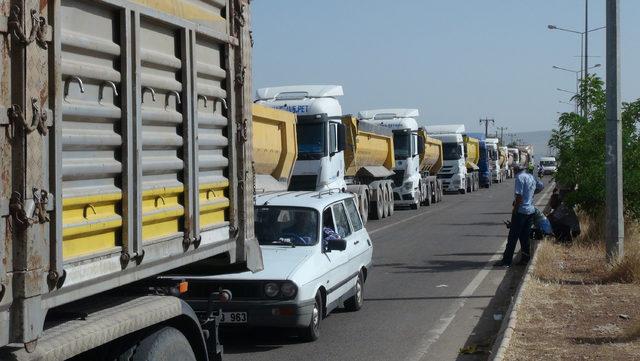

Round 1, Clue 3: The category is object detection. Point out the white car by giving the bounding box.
[539,156,557,175]
[172,190,373,341]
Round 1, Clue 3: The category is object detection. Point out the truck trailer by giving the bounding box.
[426,125,479,194]
[255,85,395,223]
[0,1,260,359]
[417,127,445,205]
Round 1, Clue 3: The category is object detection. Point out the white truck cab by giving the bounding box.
[358,109,423,209]
[426,124,468,193]
[256,85,347,191]
[485,138,502,183]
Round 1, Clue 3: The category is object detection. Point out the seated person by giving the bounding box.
[322,209,341,250]
[281,212,316,245]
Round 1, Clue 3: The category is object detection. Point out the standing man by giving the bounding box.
[495,163,544,267]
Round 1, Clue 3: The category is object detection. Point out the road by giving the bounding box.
[222,178,548,361]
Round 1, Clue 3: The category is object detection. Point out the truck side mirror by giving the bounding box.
[416,136,425,156]
[337,123,346,152]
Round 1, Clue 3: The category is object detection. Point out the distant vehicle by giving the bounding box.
[539,156,558,175]
[170,191,373,342]
[485,138,503,183]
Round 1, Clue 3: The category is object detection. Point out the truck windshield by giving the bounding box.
[297,123,325,160]
[394,132,411,159]
[443,143,463,160]
[254,206,319,246]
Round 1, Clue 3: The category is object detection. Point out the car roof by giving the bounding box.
[254,190,355,210]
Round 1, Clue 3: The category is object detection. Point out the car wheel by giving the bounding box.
[300,291,322,342]
[344,272,364,312]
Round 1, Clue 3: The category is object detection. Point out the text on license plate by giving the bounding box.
[220,312,247,324]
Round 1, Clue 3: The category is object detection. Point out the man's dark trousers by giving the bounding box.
[502,212,534,265]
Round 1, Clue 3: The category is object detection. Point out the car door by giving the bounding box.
[321,204,350,307]
[343,196,372,271]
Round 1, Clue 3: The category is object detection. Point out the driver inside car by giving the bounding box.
[322,209,341,250]
[281,212,316,245]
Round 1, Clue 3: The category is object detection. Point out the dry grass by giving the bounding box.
[532,241,564,282]
[622,321,640,342]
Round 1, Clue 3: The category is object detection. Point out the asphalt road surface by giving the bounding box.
[222,178,549,361]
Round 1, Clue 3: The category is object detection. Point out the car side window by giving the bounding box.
[332,202,352,238]
[344,198,363,232]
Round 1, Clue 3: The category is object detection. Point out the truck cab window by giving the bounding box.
[297,122,325,160]
[329,123,338,154]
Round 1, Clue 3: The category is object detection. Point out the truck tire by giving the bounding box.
[425,184,432,206]
[460,187,467,195]
[385,183,394,217]
[361,190,369,225]
[125,327,196,361]
[370,188,383,220]
[300,291,322,342]
[382,185,390,218]
[344,272,364,312]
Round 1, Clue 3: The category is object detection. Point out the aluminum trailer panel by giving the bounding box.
[0,0,260,348]
[343,116,395,178]
[252,104,298,192]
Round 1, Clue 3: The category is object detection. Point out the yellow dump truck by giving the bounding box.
[342,116,397,223]
[0,1,258,359]
[417,128,444,205]
[463,135,481,192]
[252,104,298,192]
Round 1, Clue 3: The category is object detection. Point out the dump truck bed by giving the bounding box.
[418,128,444,176]
[343,116,395,178]
[464,136,480,170]
[1,0,259,347]
[252,104,298,192]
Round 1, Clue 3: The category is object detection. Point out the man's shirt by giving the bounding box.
[514,171,543,215]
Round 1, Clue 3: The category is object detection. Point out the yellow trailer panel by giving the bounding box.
[417,128,444,176]
[252,104,298,191]
[464,136,480,170]
[342,116,395,178]
[499,147,507,168]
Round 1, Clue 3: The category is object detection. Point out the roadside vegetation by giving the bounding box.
[503,76,640,360]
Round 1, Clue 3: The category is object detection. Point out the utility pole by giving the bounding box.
[496,126,508,145]
[479,118,495,138]
[584,0,589,119]
[605,0,623,261]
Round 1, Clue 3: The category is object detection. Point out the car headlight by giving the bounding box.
[264,282,279,297]
[280,282,297,298]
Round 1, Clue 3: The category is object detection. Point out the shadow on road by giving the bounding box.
[388,259,491,274]
[220,328,299,354]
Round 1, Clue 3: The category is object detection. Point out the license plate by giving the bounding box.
[220,312,247,324]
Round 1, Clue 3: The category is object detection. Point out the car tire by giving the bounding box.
[344,272,364,312]
[300,291,322,342]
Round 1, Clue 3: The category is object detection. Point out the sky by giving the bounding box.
[250,1,640,134]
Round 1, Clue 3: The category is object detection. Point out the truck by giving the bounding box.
[426,125,479,194]
[508,147,520,176]
[0,1,261,360]
[485,138,503,183]
[539,156,558,175]
[358,109,425,209]
[466,133,491,188]
[255,85,395,222]
[499,146,511,179]
[417,127,445,205]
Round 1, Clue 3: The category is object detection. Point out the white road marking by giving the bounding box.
[409,241,506,361]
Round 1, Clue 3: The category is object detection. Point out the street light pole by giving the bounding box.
[496,126,508,145]
[605,0,623,261]
[584,0,589,118]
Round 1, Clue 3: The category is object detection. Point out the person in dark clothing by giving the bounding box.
[495,163,544,267]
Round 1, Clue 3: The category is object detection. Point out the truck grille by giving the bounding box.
[289,175,317,191]
[392,170,405,187]
[437,173,454,179]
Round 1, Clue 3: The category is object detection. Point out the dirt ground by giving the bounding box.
[504,241,640,361]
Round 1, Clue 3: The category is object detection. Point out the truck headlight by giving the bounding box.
[280,282,297,298]
[264,282,279,297]
[403,182,413,191]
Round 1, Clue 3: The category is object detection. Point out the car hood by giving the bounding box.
[176,246,313,281]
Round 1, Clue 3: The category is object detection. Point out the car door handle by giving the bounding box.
[353,240,360,245]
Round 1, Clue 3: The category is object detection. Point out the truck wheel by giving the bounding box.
[370,189,383,220]
[300,291,322,342]
[425,184,432,206]
[344,272,364,312]
[460,188,467,195]
[382,185,390,218]
[360,191,369,225]
[125,327,196,361]
[386,183,394,217]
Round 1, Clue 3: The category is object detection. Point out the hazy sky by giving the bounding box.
[251,1,639,134]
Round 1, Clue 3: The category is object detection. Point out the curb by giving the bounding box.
[490,182,554,360]
[490,242,539,360]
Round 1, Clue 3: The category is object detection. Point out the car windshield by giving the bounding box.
[297,123,325,160]
[394,132,411,159]
[254,206,319,246]
[443,143,462,160]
